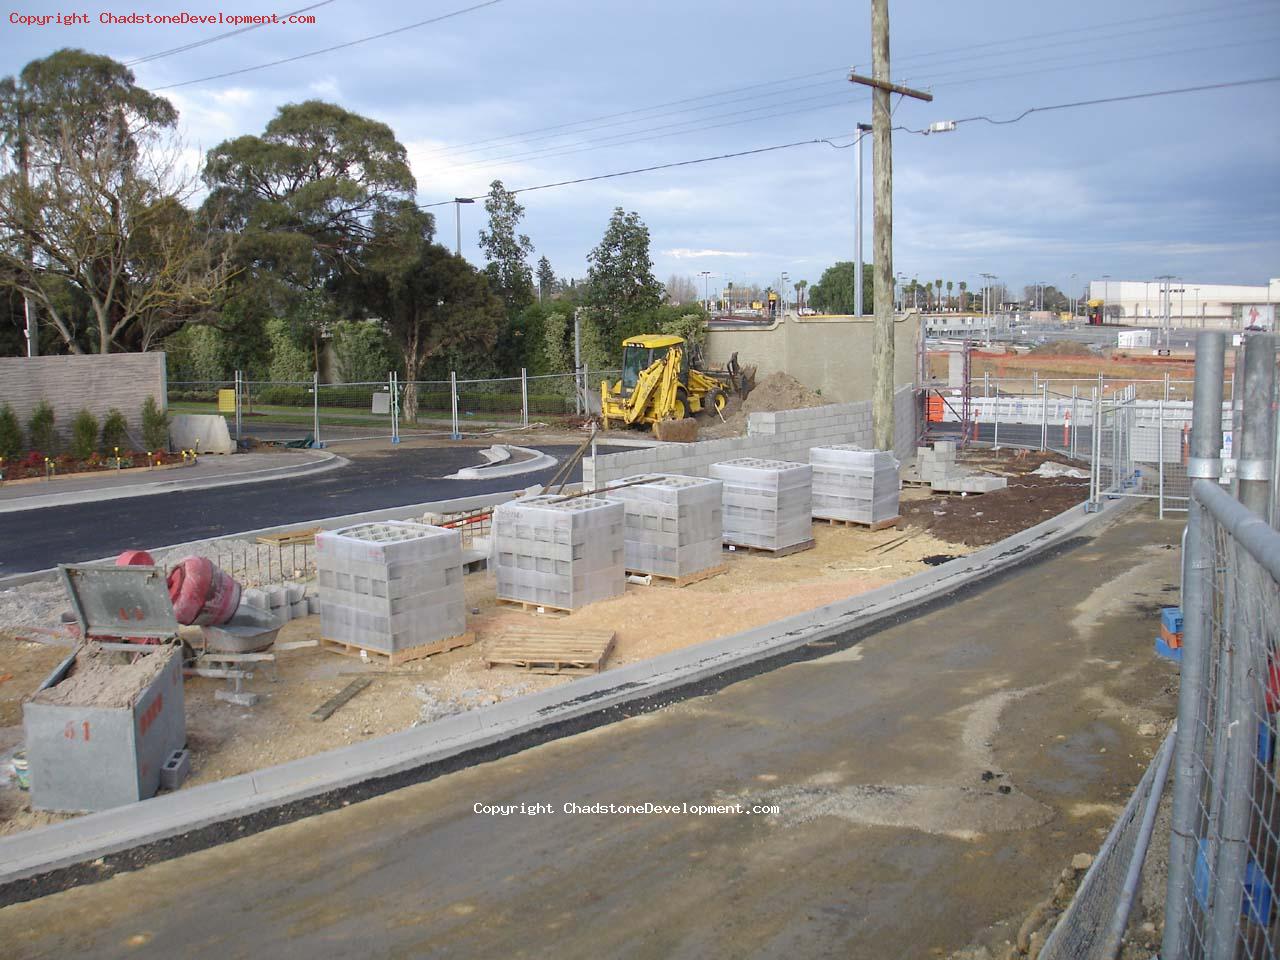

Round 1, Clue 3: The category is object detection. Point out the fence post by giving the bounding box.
[1089,387,1100,507]
[992,395,999,451]
[1158,399,1164,519]
[1164,371,1170,401]
[521,368,529,427]
[1040,384,1048,451]
[1070,387,1078,459]
[450,370,461,440]
[234,370,243,447]
[312,371,321,448]
[390,371,400,445]
[1208,335,1274,956]
[983,371,989,398]
[1164,334,1224,960]
[583,362,591,418]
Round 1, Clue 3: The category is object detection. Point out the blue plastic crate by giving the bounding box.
[1155,636,1183,664]
[1195,840,1275,926]
[1161,607,1184,635]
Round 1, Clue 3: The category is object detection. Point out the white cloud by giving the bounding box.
[663,248,754,259]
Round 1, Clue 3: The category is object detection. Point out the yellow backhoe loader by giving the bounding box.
[600,334,748,431]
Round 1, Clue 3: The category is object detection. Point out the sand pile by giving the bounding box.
[702,372,827,438]
[29,643,174,709]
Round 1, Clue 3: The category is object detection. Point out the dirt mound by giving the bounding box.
[741,372,825,414]
[700,372,825,438]
[1027,340,1094,357]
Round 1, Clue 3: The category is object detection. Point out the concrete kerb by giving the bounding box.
[0,488,533,590]
[0,491,1139,892]
[0,450,346,517]
[445,446,557,480]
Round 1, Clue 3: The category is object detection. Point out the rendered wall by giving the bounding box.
[704,312,919,404]
[0,353,166,449]
[584,385,918,488]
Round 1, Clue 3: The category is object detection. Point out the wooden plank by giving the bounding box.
[627,564,729,588]
[311,676,373,722]
[321,632,475,667]
[722,538,816,558]
[256,527,323,547]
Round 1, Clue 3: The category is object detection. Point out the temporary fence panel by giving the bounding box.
[1162,480,1280,959]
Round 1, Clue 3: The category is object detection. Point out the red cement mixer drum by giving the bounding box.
[167,557,241,626]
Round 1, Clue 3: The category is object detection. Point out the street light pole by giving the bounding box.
[854,121,871,317]
[700,271,712,313]
[453,197,475,256]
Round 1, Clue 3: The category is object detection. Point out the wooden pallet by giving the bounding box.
[495,597,574,616]
[627,563,728,587]
[484,629,615,674]
[320,632,475,667]
[257,526,323,547]
[814,515,901,531]
[722,538,816,558]
[901,477,932,488]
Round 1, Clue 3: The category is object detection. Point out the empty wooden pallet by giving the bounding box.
[483,629,616,675]
[256,526,323,547]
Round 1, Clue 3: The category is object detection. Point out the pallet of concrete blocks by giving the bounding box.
[710,457,814,553]
[809,445,901,527]
[315,521,469,662]
[605,474,726,583]
[492,495,625,611]
[916,440,1007,495]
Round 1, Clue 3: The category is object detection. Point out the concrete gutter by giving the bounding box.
[0,491,1137,890]
[445,445,557,480]
[0,450,346,517]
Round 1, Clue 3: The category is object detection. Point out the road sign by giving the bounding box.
[217,389,236,413]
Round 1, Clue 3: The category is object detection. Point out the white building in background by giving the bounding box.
[1087,278,1279,329]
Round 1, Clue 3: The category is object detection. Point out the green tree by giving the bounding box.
[0,403,21,458]
[348,205,503,421]
[946,280,954,311]
[141,395,169,451]
[266,316,313,382]
[585,208,663,349]
[100,408,127,453]
[332,320,398,383]
[958,280,968,312]
[71,408,98,459]
[934,279,942,311]
[536,255,556,302]
[0,49,229,353]
[477,180,534,315]
[27,399,54,452]
[808,262,874,316]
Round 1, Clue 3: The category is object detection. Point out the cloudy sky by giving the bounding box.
[2,0,1277,299]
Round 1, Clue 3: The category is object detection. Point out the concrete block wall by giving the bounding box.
[586,385,917,487]
[0,353,166,451]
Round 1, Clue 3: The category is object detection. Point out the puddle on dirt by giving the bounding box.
[1034,723,1123,796]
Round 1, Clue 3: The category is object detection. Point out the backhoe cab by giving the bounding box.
[600,334,742,432]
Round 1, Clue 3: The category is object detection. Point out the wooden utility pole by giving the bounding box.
[852,1,931,450]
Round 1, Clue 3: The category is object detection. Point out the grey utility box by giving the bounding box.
[711,458,813,551]
[316,521,466,654]
[492,495,625,610]
[810,445,901,524]
[605,474,723,578]
[24,565,187,813]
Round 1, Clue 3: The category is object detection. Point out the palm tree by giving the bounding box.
[959,280,968,312]
[946,280,954,311]
[910,277,920,308]
[934,279,943,312]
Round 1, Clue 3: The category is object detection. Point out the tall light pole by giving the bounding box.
[854,121,872,317]
[1070,273,1078,319]
[1102,274,1111,321]
[453,197,475,256]
[700,271,713,313]
[980,272,996,334]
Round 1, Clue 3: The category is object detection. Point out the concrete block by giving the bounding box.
[242,588,269,612]
[290,600,309,620]
[169,414,234,454]
[960,475,1008,494]
[159,749,191,791]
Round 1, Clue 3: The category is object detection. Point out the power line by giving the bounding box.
[417,131,875,208]
[123,0,338,66]
[906,76,1280,132]
[152,0,511,90]
[414,0,1270,161]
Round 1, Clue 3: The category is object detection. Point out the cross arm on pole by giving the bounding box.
[847,72,933,102]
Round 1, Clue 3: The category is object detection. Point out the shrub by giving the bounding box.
[27,400,55,453]
[0,404,21,459]
[71,408,99,460]
[141,396,170,451]
[101,408,128,453]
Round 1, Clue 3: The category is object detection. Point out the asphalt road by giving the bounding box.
[0,443,612,576]
[0,512,1182,958]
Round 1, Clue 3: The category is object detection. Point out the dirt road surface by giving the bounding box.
[0,510,1181,958]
